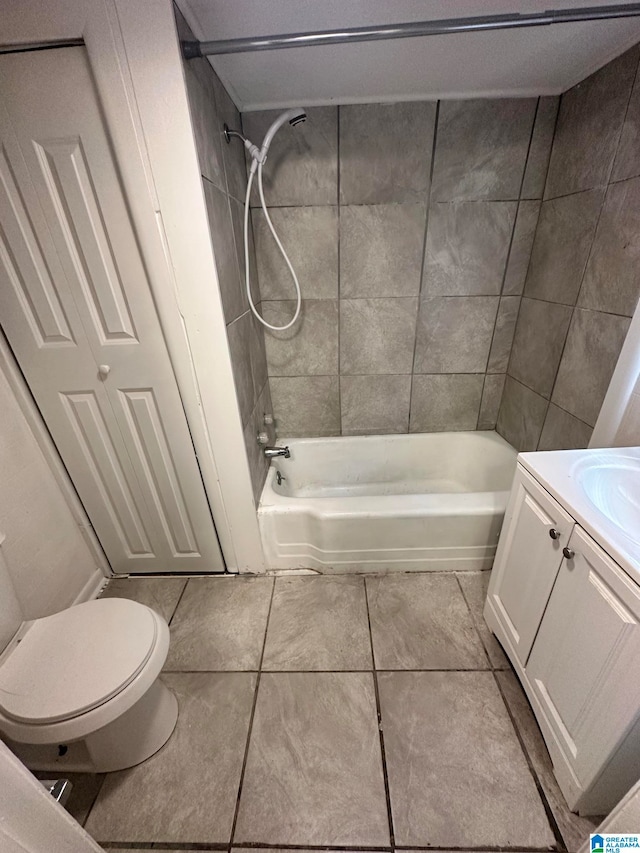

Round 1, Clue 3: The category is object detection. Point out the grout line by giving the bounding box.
[99,841,559,852]
[228,577,277,848]
[492,672,567,853]
[229,846,557,852]
[409,101,440,432]
[162,667,499,674]
[495,96,542,433]
[79,773,106,830]
[337,105,343,434]
[482,168,536,421]
[363,578,396,848]
[169,580,190,627]
[454,574,492,671]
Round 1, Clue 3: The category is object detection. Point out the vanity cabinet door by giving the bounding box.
[526,526,640,791]
[485,467,574,665]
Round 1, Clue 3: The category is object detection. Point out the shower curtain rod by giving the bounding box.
[183,3,640,58]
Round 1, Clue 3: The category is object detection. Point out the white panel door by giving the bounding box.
[0,47,224,574]
[526,526,640,790]
[485,467,574,664]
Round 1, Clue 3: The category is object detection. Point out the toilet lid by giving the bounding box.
[0,598,158,724]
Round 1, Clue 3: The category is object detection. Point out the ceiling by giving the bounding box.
[176,0,640,111]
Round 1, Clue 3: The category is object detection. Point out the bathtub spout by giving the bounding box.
[264,445,290,459]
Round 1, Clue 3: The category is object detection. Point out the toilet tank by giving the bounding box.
[0,535,24,653]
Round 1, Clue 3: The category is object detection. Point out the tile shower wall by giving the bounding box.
[498,45,640,451]
[177,9,272,504]
[243,97,558,436]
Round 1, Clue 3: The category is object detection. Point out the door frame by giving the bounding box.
[0,0,265,573]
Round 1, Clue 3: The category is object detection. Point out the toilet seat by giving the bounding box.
[0,599,158,725]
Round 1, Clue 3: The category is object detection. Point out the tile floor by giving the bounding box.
[65,572,602,851]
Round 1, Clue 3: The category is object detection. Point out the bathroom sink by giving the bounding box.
[574,453,640,547]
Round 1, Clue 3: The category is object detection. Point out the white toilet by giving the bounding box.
[0,536,178,773]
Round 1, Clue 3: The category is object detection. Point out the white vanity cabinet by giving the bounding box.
[484,461,640,816]
[486,467,574,664]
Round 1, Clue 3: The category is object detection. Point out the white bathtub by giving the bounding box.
[258,431,518,573]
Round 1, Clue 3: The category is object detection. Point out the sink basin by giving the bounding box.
[574,453,640,547]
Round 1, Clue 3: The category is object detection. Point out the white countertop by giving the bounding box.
[519,446,640,584]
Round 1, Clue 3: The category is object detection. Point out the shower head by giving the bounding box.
[260,107,307,156]
[288,111,307,127]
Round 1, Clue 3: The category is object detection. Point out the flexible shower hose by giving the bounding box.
[244,160,302,331]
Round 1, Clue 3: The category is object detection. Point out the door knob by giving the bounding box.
[98,364,111,378]
[549,528,561,540]
[562,546,575,560]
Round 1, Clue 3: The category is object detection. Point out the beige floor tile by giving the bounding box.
[496,669,603,851]
[85,673,255,844]
[366,574,488,669]
[234,672,389,846]
[456,571,510,669]
[378,671,555,847]
[262,576,372,670]
[165,577,273,671]
[100,577,187,623]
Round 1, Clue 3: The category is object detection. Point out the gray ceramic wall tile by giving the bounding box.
[524,189,604,305]
[270,376,340,436]
[202,180,244,324]
[85,673,255,843]
[478,374,506,430]
[366,574,487,669]
[538,403,593,451]
[431,99,537,201]
[521,97,560,199]
[552,308,631,426]
[165,577,273,671]
[410,374,484,432]
[579,177,640,316]
[100,578,187,623]
[612,67,640,182]
[262,300,338,376]
[545,47,639,199]
[340,203,427,297]
[227,312,256,425]
[211,73,248,202]
[414,296,499,373]
[184,59,226,192]
[339,102,436,204]
[229,195,260,308]
[252,206,338,300]
[340,298,418,375]
[378,671,555,847]
[509,297,573,398]
[456,572,509,668]
[496,376,548,451]
[502,201,541,296]
[263,576,372,670]
[496,670,603,851]
[243,382,273,506]
[341,375,411,435]
[243,107,338,206]
[249,310,269,400]
[234,672,389,845]
[423,202,517,296]
[487,296,520,373]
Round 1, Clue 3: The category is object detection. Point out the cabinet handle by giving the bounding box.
[549,528,561,540]
[562,546,575,560]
